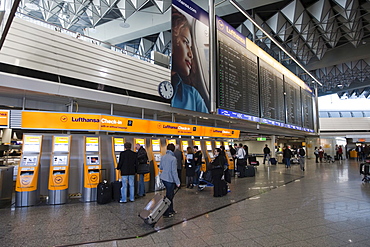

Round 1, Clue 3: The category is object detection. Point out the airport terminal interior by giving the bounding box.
[1,0,370,246]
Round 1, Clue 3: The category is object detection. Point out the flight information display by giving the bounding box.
[215,16,315,131]
[217,34,259,117]
[259,60,285,122]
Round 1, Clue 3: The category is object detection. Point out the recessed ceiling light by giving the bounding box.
[119,22,130,28]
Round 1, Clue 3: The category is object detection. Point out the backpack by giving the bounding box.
[299,149,306,156]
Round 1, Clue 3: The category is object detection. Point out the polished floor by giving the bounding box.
[1,158,370,247]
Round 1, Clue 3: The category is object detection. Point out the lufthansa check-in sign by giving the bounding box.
[21,111,240,138]
[0,110,9,128]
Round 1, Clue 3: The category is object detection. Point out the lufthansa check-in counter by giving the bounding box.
[15,135,43,207]
[224,142,235,176]
[150,138,164,191]
[48,135,71,205]
[112,137,125,180]
[82,136,101,202]
[204,140,214,166]
[193,140,207,172]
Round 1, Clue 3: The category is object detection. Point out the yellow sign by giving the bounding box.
[181,140,189,151]
[205,141,212,150]
[215,141,221,147]
[0,110,9,128]
[21,111,240,138]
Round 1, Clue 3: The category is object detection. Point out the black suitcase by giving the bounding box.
[111,181,122,202]
[97,180,112,204]
[360,163,370,175]
[245,165,255,177]
[269,158,277,165]
[249,156,259,166]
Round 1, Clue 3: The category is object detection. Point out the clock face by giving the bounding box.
[158,81,174,99]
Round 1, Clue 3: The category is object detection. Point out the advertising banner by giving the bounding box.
[170,0,210,113]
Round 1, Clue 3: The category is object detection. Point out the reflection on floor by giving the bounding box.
[1,159,370,247]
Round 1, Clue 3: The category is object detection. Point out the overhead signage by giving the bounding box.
[257,137,266,141]
[0,110,9,128]
[21,111,240,138]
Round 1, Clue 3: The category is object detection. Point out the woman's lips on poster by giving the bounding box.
[186,60,192,70]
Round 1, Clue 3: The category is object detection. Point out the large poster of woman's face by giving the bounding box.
[171,0,210,113]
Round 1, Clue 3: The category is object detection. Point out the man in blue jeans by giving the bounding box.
[116,142,138,203]
[160,143,180,217]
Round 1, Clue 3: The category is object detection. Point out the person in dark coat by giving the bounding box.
[116,142,138,203]
[211,148,226,197]
[185,146,196,188]
[135,143,148,197]
[283,146,293,168]
[174,144,184,186]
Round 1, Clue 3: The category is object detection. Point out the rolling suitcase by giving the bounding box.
[244,165,255,177]
[97,180,112,204]
[111,180,122,202]
[269,158,277,165]
[139,188,179,225]
[360,163,370,175]
[248,156,259,166]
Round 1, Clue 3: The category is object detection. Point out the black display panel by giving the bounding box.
[302,90,314,129]
[217,35,259,117]
[285,77,302,126]
[259,60,285,122]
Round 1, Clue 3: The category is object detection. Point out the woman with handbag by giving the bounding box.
[185,147,196,188]
[211,148,226,197]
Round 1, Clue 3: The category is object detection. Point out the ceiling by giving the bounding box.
[15,0,370,97]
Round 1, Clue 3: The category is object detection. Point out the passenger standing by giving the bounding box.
[210,148,225,197]
[136,143,148,197]
[236,143,246,177]
[174,144,184,186]
[338,145,343,161]
[193,146,202,186]
[364,144,370,160]
[159,143,180,218]
[298,146,306,171]
[220,145,227,169]
[283,146,293,168]
[185,146,196,188]
[318,146,324,163]
[263,144,271,165]
[116,142,138,203]
[243,145,249,160]
[314,147,319,163]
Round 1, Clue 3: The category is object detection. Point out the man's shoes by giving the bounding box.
[119,200,127,203]
[163,214,173,218]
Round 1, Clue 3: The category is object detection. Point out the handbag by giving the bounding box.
[224,168,231,183]
[136,161,150,174]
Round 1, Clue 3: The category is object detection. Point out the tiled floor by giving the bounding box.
[1,158,370,247]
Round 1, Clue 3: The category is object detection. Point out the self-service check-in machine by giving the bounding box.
[82,136,101,202]
[15,135,43,207]
[204,140,214,165]
[48,135,71,205]
[112,137,125,181]
[193,140,207,171]
[135,138,150,192]
[224,142,235,176]
[150,138,163,191]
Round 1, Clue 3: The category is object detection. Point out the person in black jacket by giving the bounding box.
[211,148,226,197]
[283,145,293,168]
[116,142,138,203]
[135,143,148,197]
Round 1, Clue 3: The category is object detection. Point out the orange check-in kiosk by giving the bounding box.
[150,138,163,191]
[82,136,101,202]
[224,141,235,176]
[112,137,125,180]
[204,140,214,165]
[15,135,43,207]
[48,135,72,205]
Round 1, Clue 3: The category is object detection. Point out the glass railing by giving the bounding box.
[15,13,170,68]
[319,111,370,118]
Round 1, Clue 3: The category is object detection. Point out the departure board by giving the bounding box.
[217,36,259,117]
[285,78,302,126]
[259,60,285,122]
[302,90,314,129]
